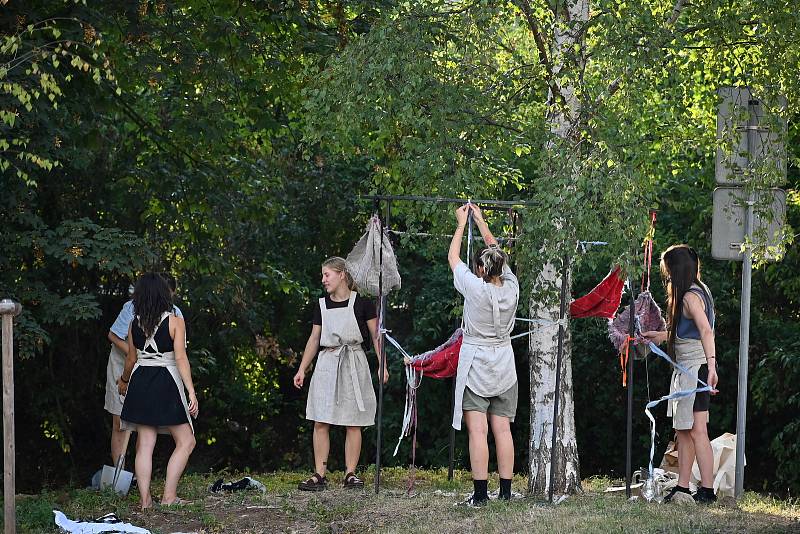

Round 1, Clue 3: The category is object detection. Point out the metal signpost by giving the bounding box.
[713,87,787,499]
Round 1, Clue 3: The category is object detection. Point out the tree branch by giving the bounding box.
[513,0,553,78]
[595,0,689,107]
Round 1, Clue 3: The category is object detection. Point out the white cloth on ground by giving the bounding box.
[54,511,151,534]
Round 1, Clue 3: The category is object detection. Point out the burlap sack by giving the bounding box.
[346,215,401,296]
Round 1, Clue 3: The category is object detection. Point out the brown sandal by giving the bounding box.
[343,472,364,489]
[298,473,327,492]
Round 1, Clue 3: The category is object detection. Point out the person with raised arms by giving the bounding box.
[448,204,519,506]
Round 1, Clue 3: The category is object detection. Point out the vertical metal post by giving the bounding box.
[448,375,456,480]
[735,193,754,498]
[1,299,21,534]
[375,201,391,494]
[625,280,637,499]
[548,254,570,503]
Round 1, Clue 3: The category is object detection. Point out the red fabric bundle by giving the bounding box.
[408,329,463,379]
[570,266,625,319]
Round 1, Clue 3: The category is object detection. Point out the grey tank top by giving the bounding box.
[676,283,715,339]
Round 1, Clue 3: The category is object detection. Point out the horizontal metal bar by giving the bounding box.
[360,194,536,208]
[388,229,518,241]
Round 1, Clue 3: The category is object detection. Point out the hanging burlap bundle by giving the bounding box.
[346,215,401,296]
[608,290,666,359]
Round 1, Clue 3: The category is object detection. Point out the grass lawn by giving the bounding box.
[10,468,800,533]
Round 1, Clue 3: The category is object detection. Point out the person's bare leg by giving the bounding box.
[464,411,489,479]
[676,429,696,488]
[110,415,131,464]
[134,426,157,509]
[690,411,714,488]
[162,423,195,504]
[313,422,331,477]
[345,426,362,474]
[489,414,514,479]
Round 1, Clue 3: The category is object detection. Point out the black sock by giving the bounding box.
[699,486,714,495]
[674,485,690,494]
[499,478,512,500]
[473,479,488,502]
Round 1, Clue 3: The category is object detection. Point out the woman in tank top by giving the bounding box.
[643,245,718,504]
[118,273,199,509]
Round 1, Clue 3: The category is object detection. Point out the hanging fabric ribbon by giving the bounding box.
[641,211,657,293]
[619,335,635,387]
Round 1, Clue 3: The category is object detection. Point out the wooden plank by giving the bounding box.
[1,299,21,534]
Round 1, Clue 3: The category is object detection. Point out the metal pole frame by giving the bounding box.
[735,192,754,499]
[375,201,391,494]
[734,99,761,499]
[1,299,22,534]
[361,194,537,210]
[625,279,637,499]
[362,194,528,488]
[548,254,570,503]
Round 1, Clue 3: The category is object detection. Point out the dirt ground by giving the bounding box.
[20,470,800,533]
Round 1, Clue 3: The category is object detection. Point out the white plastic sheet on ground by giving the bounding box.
[346,215,401,296]
[54,510,151,534]
[661,432,742,497]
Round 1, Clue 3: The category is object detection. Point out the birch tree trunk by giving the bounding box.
[526,0,588,497]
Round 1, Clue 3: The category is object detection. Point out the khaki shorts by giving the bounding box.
[462,381,518,422]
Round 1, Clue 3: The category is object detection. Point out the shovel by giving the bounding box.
[100,431,134,496]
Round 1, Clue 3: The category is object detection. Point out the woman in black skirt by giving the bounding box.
[118,273,199,509]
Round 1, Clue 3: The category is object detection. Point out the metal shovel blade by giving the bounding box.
[100,455,133,496]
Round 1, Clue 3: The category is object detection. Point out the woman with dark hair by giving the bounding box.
[293,257,388,491]
[118,273,199,509]
[643,245,718,504]
[448,204,519,507]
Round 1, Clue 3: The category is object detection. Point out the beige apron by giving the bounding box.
[667,336,708,430]
[306,292,377,427]
[104,344,126,416]
[452,335,516,430]
[121,312,194,434]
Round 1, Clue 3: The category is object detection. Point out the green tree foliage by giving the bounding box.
[1,0,798,496]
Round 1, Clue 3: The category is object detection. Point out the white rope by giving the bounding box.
[383,331,424,456]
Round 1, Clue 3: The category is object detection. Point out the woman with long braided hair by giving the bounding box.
[118,273,199,509]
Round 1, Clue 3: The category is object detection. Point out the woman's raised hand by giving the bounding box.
[470,203,485,224]
[455,204,470,226]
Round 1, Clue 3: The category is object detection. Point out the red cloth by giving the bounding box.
[409,329,463,379]
[570,266,625,319]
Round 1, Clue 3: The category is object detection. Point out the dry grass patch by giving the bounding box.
[13,468,800,533]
